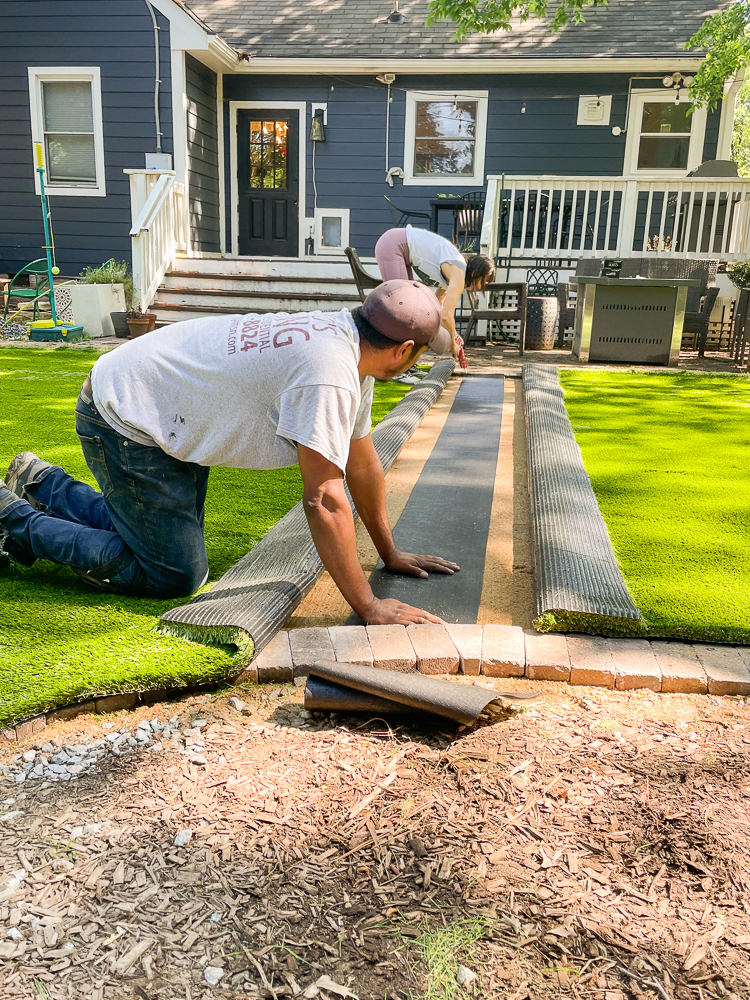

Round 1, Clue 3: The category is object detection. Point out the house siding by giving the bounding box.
[225,73,725,257]
[186,54,221,254]
[0,0,172,276]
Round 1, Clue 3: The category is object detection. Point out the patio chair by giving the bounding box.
[464,282,528,353]
[453,190,486,254]
[526,267,558,297]
[345,246,382,303]
[3,259,52,323]
[556,282,577,348]
[383,195,431,229]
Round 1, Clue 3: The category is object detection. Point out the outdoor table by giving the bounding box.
[572,276,701,366]
[430,197,470,233]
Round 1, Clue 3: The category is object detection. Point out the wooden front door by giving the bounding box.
[237,110,299,256]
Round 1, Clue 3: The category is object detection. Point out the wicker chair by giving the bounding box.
[345,247,382,303]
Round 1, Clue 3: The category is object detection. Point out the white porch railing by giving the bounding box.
[480,174,750,262]
[125,169,187,311]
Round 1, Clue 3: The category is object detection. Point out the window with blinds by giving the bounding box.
[41,80,96,185]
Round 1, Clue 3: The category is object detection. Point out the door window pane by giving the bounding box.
[41,80,96,184]
[413,100,477,177]
[249,119,288,189]
[637,101,692,170]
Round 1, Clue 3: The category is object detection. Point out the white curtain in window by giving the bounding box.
[42,81,96,184]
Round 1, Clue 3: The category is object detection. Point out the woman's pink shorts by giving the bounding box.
[374,228,413,281]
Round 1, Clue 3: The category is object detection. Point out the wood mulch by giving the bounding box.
[1,681,749,1000]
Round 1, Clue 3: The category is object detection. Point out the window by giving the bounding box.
[625,92,706,176]
[249,119,288,189]
[28,68,106,197]
[314,208,349,255]
[404,91,488,186]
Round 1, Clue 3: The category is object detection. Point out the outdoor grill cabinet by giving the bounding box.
[572,277,700,366]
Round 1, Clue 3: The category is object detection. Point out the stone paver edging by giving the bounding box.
[249,625,750,697]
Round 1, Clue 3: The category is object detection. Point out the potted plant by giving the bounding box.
[126,307,151,339]
[70,259,129,338]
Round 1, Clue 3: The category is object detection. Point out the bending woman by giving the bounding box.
[375,225,496,360]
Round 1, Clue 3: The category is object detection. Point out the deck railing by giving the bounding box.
[480,174,750,262]
[125,169,187,311]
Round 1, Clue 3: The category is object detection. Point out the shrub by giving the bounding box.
[728,260,750,289]
[78,259,134,309]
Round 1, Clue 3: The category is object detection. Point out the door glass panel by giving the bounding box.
[249,119,288,189]
[413,100,477,177]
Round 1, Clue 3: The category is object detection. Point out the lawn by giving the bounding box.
[0,346,410,727]
[561,369,750,644]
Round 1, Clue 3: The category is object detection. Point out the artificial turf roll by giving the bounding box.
[523,364,644,637]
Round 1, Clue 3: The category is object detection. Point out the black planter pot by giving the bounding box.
[110,311,129,339]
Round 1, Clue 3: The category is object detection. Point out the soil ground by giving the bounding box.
[1,680,749,1000]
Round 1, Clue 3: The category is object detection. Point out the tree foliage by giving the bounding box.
[426,0,606,39]
[685,1,750,110]
[732,80,750,176]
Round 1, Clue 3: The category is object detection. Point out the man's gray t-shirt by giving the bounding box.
[91,309,375,472]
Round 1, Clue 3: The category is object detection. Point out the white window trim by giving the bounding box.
[403,90,488,187]
[314,208,349,256]
[27,66,106,198]
[623,90,707,178]
[228,101,307,258]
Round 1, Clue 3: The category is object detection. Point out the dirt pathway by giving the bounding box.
[1,682,749,999]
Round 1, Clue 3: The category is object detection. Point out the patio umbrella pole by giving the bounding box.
[35,141,58,325]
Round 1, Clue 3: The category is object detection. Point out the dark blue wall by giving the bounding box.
[186,55,220,254]
[0,0,172,276]
[223,74,721,256]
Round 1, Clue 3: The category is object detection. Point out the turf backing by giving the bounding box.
[0,347,410,726]
[560,369,750,644]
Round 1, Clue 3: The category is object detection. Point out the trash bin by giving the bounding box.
[525,296,558,351]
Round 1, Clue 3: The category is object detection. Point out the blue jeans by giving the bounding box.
[1,390,210,597]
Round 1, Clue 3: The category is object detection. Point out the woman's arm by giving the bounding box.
[439,262,466,356]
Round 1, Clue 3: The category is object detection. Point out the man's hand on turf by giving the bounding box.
[363,597,444,626]
[383,549,460,580]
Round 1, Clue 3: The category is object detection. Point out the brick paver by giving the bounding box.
[649,641,707,694]
[695,644,750,696]
[366,625,417,672]
[567,635,615,689]
[524,630,570,681]
[252,631,294,683]
[328,625,373,666]
[445,624,483,675]
[407,624,460,675]
[609,638,662,691]
[481,624,525,677]
[288,628,335,680]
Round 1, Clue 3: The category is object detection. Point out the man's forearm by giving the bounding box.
[303,484,376,620]
[346,449,397,563]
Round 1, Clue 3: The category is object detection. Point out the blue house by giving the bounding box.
[1,0,744,319]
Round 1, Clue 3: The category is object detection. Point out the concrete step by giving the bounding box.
[172,254,376,280]
[166,270,360,294]
[151,299,357,324]
[154,285,359,318]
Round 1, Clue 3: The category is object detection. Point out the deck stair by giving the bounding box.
[151,256,377,326]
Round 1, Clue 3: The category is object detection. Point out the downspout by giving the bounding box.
[144,0,163,153]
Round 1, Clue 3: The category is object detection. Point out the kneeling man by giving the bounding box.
[0,279,458,625]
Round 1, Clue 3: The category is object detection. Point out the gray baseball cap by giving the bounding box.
[362,279,452,356]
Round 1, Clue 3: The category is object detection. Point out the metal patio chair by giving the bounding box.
[383,195,431,229]
[452,190,486,254]
[3,259,53,323]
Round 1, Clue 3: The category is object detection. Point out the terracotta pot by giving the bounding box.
[126,317,151,338]
[146,312,157,332]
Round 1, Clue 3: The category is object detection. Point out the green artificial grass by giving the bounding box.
[560,369,750,644]
[0,347,410,727]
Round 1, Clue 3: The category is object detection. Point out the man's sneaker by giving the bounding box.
[0,482,36,567]
[5,452,51,509]
[0,482,21,519]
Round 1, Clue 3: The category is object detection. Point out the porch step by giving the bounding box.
[172,255,376,280]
